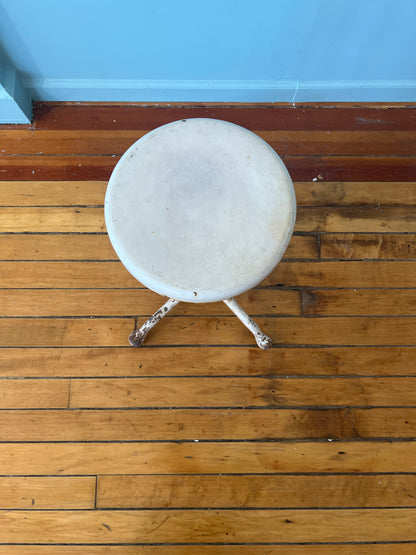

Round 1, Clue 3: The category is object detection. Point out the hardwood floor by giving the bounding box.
[0,102,415,552]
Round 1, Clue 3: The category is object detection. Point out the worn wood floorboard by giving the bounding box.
[2,153,416,181]
[0,547,414,555]
[2,129,416,155]
[1,180,415,205]
[1,260,416,288]
[1,205,414,232]
[0,102,415,550]
[2,346,415,377]
[1,407,415,441]
[3,441,416,475]
[0,546,414,555]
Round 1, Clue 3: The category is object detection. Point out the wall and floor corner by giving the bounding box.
[0,0,416,122]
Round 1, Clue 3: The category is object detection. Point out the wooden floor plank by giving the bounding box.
[1,508,416,543]
[69,377,416,408]
[2,129,416,155]
[32,103,416,131]
[2,441,416,475]
[302,289,416,316]
[2,205,414,233]
[96,473,416,509]
[0,317,134,347]
[0,155,118,181]
[321,233,416,260]
[0,234,116,261]
[0,207,105,233]
[0,545,414,555]
[0,288,301,317]
[0,234,317,261]
[2,261,415,288]
[2,154,415,181]
[0,180,106,205]
[268,130,416,156]
[1,316,415,347]
[264,261,416,287]
[297,206,416,233]
[2,181,414,208]
[0,261,138,288]
[1,346,414,377]
[0,130,142,155]
[284,156,416,182]
[0,477,95,509]
[1,407,415,442]
[1,103,416,548]
[0,378,69,409]
[295,181,416,206]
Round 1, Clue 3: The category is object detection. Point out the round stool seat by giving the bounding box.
[105,118,296,303]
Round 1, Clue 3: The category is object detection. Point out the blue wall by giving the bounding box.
[0,0,415,114]
[0,46,32,123]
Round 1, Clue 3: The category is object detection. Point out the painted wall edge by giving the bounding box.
[0,66,32,124]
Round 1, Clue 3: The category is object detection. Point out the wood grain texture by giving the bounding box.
[1,102,416,549]
[0,155,118,181]
[0,261,138,288]
[1,346,415,377]
[0,378,69,408]
[0,233,116,261]
[0,546,414,555]
[31,103,416,131]
[263,261,416,287]
[321,233,416,260]
[1,261,416,288]
[283,156,416,182]
[69,376,416,408]
[0,180,106,205]
[296,206,416,232]
[0,545,414,555]
[302,289,416,316]
[2,441,416,475]
[295,181,416,206]
[0,234,317,261]
[1,316,415,346]
[0,206,106,232]
[2,129,416,155]
[0,288,301,317]
[2,180,414,207]
[2,155,416,182]
[0,477,95,509]
[96,473,416,508]
[2,205,414,233]
[1,508,415,543]
[1,407,415,441]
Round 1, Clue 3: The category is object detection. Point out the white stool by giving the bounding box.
[105,118,296,349]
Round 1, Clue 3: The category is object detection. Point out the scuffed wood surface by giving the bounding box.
[1,102,415,550]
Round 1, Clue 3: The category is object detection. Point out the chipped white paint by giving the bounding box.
[105,118,296,348]
[129,296,272,349]
[129,298,180,347]
[223,298,272,350]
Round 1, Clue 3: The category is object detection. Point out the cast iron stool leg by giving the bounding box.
[129,298,180,347]
[128,297,272,349]
[223,297,272,350]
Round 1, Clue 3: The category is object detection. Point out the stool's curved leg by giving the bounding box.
[129,298,180,347]
[223,298,272,350]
